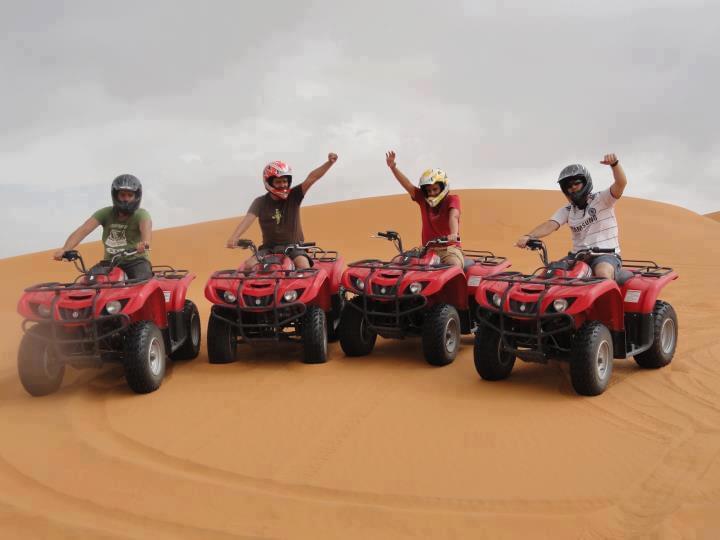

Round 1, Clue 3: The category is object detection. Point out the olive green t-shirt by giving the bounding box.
[91,207,151,261]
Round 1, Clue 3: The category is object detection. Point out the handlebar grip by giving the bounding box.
[62,250,79,261]
[236,239,253,249]
[377,232,389,238]
[592,248,617,254]
[526,239,543,249]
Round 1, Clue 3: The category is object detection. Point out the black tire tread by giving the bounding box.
[207,312,237,364]
[17,325,65,397]
[171,300,201,361]
[339,297,377,357]
[634,301,677,369]
[422,303,460,367]
[473,326,516,380]
[302,305,328,364]
[123,321,166,394]
[570,321,613,396]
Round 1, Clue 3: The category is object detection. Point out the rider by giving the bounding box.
[515,153,628,279]
[384,151,463,268]
[53,174,153,279]
[226,153,338,269]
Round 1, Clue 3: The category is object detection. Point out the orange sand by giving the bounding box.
[1,189,719,539]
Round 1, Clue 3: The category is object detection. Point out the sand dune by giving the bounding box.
[707,211,720,222]
[1,189,720,539]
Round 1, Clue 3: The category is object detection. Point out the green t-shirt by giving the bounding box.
[92,207,151,261]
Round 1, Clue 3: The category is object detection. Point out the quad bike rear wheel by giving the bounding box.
[207,311,238,364]
[302,305,328,364]
[422,303,461,366]
[171,300,201,361]
[339,297,377,357]
[570,321,613,396]
[474,326,516,380]
[124,321,166,394]
[18,324,65,397]
[634,300,677,369]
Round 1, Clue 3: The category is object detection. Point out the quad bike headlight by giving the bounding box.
[492,293,502,307]
[552,298,569,312]
[37,303,52,318]
[223,290,237,303]
[407,281,423,295]
[105,300,122,315]
[283,290,298,303]
[352,277,365,291]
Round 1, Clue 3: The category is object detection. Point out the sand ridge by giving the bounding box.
[1,189,720,538]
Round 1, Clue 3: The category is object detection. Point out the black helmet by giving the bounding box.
[111,174,142,214]
[557,164,593,209]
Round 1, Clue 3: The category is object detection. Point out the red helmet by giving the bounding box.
[263,160,293,199]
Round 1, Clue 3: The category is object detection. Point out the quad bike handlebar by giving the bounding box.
[373,230,458,257]
[60,248,147,278]
[235,239,317,265]
[525,239,617,268]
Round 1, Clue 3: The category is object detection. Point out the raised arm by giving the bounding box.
[448,208,460,241]
[226,213,258,248]
[515,220,560,248]
[53,217,101,260]
[300,153,338,195]
[601,153,627,199]
[385,151,416,197]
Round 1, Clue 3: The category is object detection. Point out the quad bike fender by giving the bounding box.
[158,272,196,312]
[465,259,512,295]
[127,285,169,330]
[302,269,332,312]
[581,286,625,332]
[426,272,468,310]
[317,255,345,294]
[621,271,678,314]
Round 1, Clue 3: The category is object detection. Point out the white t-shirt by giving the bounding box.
[550,188,620,254]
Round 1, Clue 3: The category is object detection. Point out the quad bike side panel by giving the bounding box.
[621,271,679,314]
[156,272,196,312]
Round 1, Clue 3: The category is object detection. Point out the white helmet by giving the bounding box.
[418,168,450,207]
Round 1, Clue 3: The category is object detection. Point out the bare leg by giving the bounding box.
[593,262,615,280]
[293,255,311,269]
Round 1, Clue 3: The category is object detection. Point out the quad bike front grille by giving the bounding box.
[371,283,398,296]
[59,306,93,321]
[509,299,539,314]
[243,294,274,307]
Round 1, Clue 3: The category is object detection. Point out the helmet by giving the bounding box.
[263,161,293,200]
[418,168,450,208]
[557,164,593,209]
[111,174,142,214]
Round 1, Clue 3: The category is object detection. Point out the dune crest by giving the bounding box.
[1,189,719,539]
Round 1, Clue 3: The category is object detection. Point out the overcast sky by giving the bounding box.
[1,0,718,258]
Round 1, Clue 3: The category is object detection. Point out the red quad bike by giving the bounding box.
[16,250,201,396]
[338,231,511,366]
[473,239,679,396]
[204,239,345,364]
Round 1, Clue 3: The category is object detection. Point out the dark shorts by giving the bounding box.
[258,245,313,266]
[589,254,622,276]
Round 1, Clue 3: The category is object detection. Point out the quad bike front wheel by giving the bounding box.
[474,326,516,380]
[422,303,461,366]
[170,300,202,361]
[207,310,237,364]
[17,324,65,397]
[570,321,613,396]
[302,305,328,364]
[124,321,166,394]
[339,297,378,357]
[634,300,678,369]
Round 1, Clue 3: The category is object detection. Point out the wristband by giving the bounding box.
[610,160,619,167]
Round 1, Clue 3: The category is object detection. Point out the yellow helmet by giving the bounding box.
[418,168,450,207]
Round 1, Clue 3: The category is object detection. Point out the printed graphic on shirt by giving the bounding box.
[105,225,129,253]
[273,208,282,225]
[550,189,620,253]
